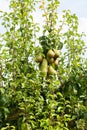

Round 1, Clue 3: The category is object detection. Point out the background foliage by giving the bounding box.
[0,0,87,130]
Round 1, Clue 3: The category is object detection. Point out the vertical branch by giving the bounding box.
[0,64,3,87]
[11,24,17,78]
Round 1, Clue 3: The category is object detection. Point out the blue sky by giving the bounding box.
[59,0,87,18]
[58,0,87,39]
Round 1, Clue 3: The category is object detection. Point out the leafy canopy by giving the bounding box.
[0,0,87,130]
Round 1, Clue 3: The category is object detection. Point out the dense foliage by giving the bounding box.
[0,0,87,129]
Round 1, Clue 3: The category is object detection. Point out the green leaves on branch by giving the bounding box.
[0,0,87,130]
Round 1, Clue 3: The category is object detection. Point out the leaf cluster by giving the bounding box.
[0,0,87,130]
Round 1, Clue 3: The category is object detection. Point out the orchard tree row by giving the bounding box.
[0,0,87,130]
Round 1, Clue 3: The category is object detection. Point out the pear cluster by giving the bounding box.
[35,49,60,76]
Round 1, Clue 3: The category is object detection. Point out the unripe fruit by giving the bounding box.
[54,49,60,58]
[48,57,54,64]
[54,58,59,66]
[35,54,43,63]
[40,59,48,76]
[48,66,57,75]
[47,49,55,58]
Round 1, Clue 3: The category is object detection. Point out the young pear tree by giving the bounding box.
[0,0,87,130]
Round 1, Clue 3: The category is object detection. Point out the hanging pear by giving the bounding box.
[54,49,60,58]
[47,57,54,64]
[47,49,55,58]
[40,58,48,76]
[54,58,59,66]
[48,66,57,75]
[35,54,43,63]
